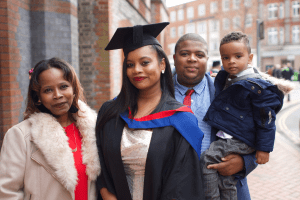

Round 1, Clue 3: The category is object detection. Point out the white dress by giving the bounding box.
[121,126,153,200]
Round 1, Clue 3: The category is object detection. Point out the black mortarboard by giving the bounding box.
[212,61,221,67]
[105,22,169,55]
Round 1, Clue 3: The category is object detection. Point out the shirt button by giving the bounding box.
[226,107,229,110]
[257,90,261,94]
[191,99,194,103]
[251,86,255,90]
[240,115,243,119]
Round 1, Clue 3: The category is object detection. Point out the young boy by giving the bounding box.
[200,32,285,200]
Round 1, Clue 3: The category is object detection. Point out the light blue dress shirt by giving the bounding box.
[174,74,211,154]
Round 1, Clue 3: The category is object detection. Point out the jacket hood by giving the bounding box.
[28,100,100,194]
[259,71,295,94]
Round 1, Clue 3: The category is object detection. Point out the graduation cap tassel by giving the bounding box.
[133,25,143,45]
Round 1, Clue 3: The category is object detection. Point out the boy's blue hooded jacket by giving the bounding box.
[204,70,284,152]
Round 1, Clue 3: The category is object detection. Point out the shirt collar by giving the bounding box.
[174,74,207,96]
[236,66,254,77]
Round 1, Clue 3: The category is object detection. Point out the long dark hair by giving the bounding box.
[96,45,174,130]
[24,57,85,119]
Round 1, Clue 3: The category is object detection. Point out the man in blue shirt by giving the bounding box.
[173,33,257,199]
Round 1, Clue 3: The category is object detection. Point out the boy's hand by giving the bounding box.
[255,151,269,164]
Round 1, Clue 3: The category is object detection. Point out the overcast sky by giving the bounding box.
[166,0,195,7]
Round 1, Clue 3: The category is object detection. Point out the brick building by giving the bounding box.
[166,0,300,72]
[0,0,168,147]
[260,0,300,72]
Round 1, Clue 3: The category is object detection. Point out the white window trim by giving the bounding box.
[223,0,230,12]
[268,27,278,45]
[210,2,218,14]
[178,9,184,21]
[268,3,278,19]
[170,11,176,22]
[233,17,241,29]
[279,3,284,19]
[292,25,300,43]
[292,1,300,17]
[223,18,230,30]
[245,0,252,8]
[233,0,240,10]
[187,7,194,19]
[245,14,252,27]
[198,4,206,16]
[178,26,184,37]
[279,27,284,44]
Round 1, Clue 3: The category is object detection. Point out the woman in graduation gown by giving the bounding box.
[96,22,205,200]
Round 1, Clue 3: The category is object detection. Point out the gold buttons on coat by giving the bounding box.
[258,90,261,94]
[251,86,255,90]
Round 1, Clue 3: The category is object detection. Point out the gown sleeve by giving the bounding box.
[160,129,205,200]
[96,102,117,198]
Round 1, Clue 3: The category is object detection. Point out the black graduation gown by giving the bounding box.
[96,96,205,200]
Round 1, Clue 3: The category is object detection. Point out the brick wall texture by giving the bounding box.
[0,0,167,148]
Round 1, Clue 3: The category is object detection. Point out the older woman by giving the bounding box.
[0,58,101,200]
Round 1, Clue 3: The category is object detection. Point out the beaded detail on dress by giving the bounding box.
[121,126,153,200]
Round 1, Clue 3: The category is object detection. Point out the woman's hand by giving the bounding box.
[100,188,117,200]
[207,154,244,176]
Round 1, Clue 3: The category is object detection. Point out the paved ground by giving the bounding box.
[248,83,300,200]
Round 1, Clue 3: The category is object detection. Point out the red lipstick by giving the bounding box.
[134,77,145,81]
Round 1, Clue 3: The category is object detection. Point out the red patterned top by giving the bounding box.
[64,123,88,200]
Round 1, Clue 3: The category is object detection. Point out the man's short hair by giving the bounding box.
[220,31,251,54]
[174,33,208,54]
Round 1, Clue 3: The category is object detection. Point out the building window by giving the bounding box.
[223,18,230,30]
[198,4,206,16]
[245,0,252,7]
[292,1,300,17]
[233,16,241,29]
[168,43,176,55]
[280,27,284,44]
[210,40,219,51]
[268,4,278,19]
[279,3,284,19]
[248,35,252,46]
[186,23,196,33]
[292,26,300,43]
[233,0,240,10]
[245,14,252,27]
[170,11,176,22]
[197,21,207,34]
[210,20,219,32]
[223,0,230,11]
[210,2,218,14]
[170,27,176,38]
[187,7,194,19]
[178,26,184,37]
[268,27,278,45]
[186,7,194,19]
[178,9,184,21]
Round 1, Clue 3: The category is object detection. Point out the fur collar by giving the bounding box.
[28,101,100,194]
[259,72,295,94]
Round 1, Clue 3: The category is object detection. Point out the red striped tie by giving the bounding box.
[183,89,195,107]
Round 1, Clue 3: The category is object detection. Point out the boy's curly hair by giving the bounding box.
[220,31,251,53]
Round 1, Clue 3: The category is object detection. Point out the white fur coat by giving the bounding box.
[28,100,100,194]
